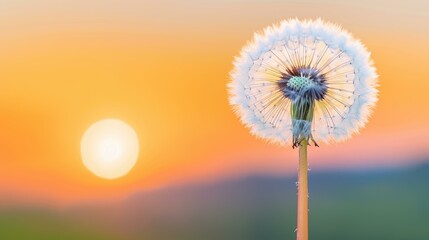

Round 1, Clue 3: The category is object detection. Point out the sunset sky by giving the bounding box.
[1,0,429,206]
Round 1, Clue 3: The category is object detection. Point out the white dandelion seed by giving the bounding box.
[228,19,378,147]
[227,19,378,240]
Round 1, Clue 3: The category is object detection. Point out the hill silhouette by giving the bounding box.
[2,162,429,240]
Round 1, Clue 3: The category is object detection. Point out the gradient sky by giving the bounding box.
[1,0,429,205]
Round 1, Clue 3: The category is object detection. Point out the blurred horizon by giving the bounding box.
[1,159,429,239]
[1,155,427,209]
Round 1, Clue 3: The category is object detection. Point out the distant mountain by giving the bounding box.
[2,162,429,240]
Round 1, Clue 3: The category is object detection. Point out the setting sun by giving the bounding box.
[80,119,139,179]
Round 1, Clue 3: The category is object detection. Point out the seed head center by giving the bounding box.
[287,76,314,91]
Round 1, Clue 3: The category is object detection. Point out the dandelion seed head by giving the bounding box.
[228,19,378,145]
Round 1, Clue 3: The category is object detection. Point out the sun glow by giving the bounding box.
[81,119,139,179]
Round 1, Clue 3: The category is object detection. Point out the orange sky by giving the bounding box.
[1,0,429,206]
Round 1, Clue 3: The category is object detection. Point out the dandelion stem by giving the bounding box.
[297,138,309,240]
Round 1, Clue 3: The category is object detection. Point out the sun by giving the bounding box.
[81,119,140,179]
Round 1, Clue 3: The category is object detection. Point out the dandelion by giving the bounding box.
[228,19,378,240]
